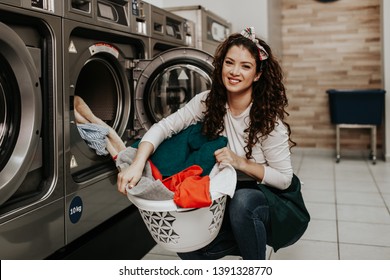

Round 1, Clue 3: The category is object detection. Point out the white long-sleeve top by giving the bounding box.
[141,90,293,190]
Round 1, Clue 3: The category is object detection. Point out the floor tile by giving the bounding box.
[302,189,335,204]
[338,221,390,247]
[270,240,338,260]
[382,194,390,209]
[146,244,178,256]
[335,182,379,194]
[377,181,390,194]
[299,178,334,191]
[142,253,181,260]
[339,243,390,260]
[297,168,334,181]
[336,191,385,207]
[335,169,373,181]
[306,202,336,221]
[368,162,390,181]
[337,204,390,224]
[300,219,338,243]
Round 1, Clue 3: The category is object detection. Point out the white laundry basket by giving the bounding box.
[126,163,236,253]
[127,193,227,253]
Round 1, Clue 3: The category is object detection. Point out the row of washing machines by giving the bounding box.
[0,0,231,259]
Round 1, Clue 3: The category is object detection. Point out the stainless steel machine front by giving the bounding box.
[0,0,64,259]
[167,5,231,55]
[62,0,149,244]
[146,2,195,57]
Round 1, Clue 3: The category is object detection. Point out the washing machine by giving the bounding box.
[62,0,150,244]
[127,4,212,136]
[132,47,215,137]
[146,3,194,57]
[0,1,63,259]
[167,5,231,55]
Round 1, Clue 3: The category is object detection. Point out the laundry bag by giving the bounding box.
[126,163,236,253]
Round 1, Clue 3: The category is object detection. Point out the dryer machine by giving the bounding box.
[167,5,231,55]
[133,47,214,137]
[146,3,194,58]
[130,2,201,133]
[63,0,150,244]
[0,1,63,259]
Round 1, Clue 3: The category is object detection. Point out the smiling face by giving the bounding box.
[222,45,261,97]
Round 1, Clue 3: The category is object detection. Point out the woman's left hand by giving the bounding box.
[214,147,243,170]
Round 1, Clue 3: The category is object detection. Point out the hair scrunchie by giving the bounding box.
[241,27,269,61]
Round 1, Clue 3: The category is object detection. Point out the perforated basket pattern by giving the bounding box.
[139,196,226,247]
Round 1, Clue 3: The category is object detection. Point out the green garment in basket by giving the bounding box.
[133,122,228,177]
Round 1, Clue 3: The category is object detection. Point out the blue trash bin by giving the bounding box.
[326,89,386,125]
[326,89,386,164]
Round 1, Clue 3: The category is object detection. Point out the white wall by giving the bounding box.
[145,0,164,7]
[267,0,282,58]
[382,0,390,160]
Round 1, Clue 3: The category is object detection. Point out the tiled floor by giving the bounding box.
[142,148,390,260]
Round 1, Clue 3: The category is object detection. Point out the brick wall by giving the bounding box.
[281,0,383,150]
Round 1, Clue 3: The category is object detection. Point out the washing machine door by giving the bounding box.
[135,47,214,130]
[0,23,42,205]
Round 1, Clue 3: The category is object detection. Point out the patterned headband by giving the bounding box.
[240,27,269,61]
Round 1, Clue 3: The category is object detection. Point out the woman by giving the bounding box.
[117,27,296,260]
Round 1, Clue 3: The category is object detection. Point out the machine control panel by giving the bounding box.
[31,0,55,12]
[97,0,129,26]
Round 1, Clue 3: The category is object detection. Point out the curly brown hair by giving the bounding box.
[202,33,296,159]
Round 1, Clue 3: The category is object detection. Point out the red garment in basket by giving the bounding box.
[149,160,163,181]
[161,165,202,191]
[162,165,212,208]
[173,175,211,208]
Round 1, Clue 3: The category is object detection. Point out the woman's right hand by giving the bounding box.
[117,160,145,195]
[117,141,155,195]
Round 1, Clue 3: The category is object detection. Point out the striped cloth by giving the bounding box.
[77,123,110,156]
